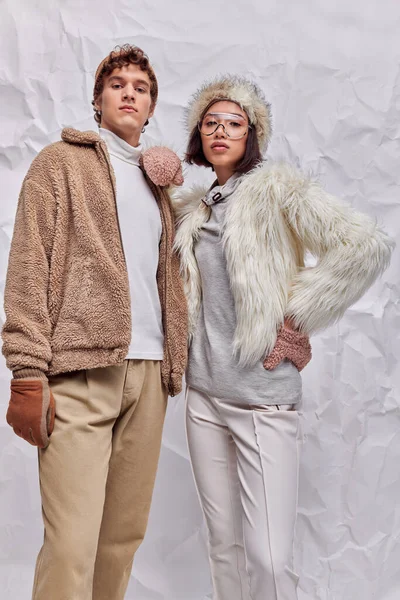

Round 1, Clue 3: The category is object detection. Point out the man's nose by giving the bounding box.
[123,86,136,100]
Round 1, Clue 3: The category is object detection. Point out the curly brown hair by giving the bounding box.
[92,44,158,125]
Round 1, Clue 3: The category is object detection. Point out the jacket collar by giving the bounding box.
[61,127,101,146]
[61,127,169,187]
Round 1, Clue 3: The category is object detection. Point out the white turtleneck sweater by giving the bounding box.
[99,127,164,360]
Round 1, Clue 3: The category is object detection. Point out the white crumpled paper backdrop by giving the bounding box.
[0,1,399,599]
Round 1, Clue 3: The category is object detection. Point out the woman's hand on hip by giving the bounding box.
[263,321,312,372]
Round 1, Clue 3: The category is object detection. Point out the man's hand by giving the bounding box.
[6,379,55,448]
[263,320,312,372]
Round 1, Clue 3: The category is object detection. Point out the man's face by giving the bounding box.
[95,63,155,146]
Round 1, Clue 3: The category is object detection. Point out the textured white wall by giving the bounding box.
[0,1,399,599]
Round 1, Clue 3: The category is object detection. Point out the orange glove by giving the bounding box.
[6,379,55,448]
[263,322,312,372]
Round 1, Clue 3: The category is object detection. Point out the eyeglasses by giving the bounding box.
[198,112,251,140]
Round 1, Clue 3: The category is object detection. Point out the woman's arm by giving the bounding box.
[281,165,394,334]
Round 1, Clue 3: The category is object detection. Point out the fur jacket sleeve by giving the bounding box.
[280,164,394,333]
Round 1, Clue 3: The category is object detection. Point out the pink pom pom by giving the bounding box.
[141,147,183,187]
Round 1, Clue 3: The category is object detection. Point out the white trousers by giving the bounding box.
[186,387,301,600]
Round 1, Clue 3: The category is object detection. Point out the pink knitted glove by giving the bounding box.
[263,323,312,372]
[140,147,183,187]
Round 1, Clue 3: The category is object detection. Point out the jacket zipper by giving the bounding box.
[98,142,127,267]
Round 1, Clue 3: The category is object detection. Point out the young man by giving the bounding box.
[2,44,188,600]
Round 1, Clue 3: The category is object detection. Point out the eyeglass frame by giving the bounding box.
[197,112,252,140]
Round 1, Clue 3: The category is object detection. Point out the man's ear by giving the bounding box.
[148,103,156,120]
[94,94,102,112]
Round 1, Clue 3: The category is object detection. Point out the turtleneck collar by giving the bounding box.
[202,173,242,207]
[99,127,142,166]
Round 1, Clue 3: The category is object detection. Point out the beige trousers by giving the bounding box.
[186,387,301,600]
[32,360,167,600]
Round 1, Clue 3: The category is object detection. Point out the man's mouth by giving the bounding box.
[120,105,138,113]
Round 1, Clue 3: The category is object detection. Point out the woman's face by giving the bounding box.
[199,100,249,172]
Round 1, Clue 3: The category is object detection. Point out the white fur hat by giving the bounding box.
[186,75,272,151]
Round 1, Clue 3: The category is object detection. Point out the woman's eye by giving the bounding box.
[205,120,217,126]
[230,121,240,127]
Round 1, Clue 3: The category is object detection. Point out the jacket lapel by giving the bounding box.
[173,186,210,338]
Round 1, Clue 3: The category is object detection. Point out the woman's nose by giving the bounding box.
[215,123,227,137]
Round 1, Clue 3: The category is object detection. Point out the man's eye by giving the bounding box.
[112,84,122,89]
[136,87,147,93]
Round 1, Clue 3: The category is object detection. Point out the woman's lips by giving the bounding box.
[211,144,229,152]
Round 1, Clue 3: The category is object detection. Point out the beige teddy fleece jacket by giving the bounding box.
[2,128,188,396]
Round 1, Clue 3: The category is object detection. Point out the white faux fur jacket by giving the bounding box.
[173,162,394,367]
